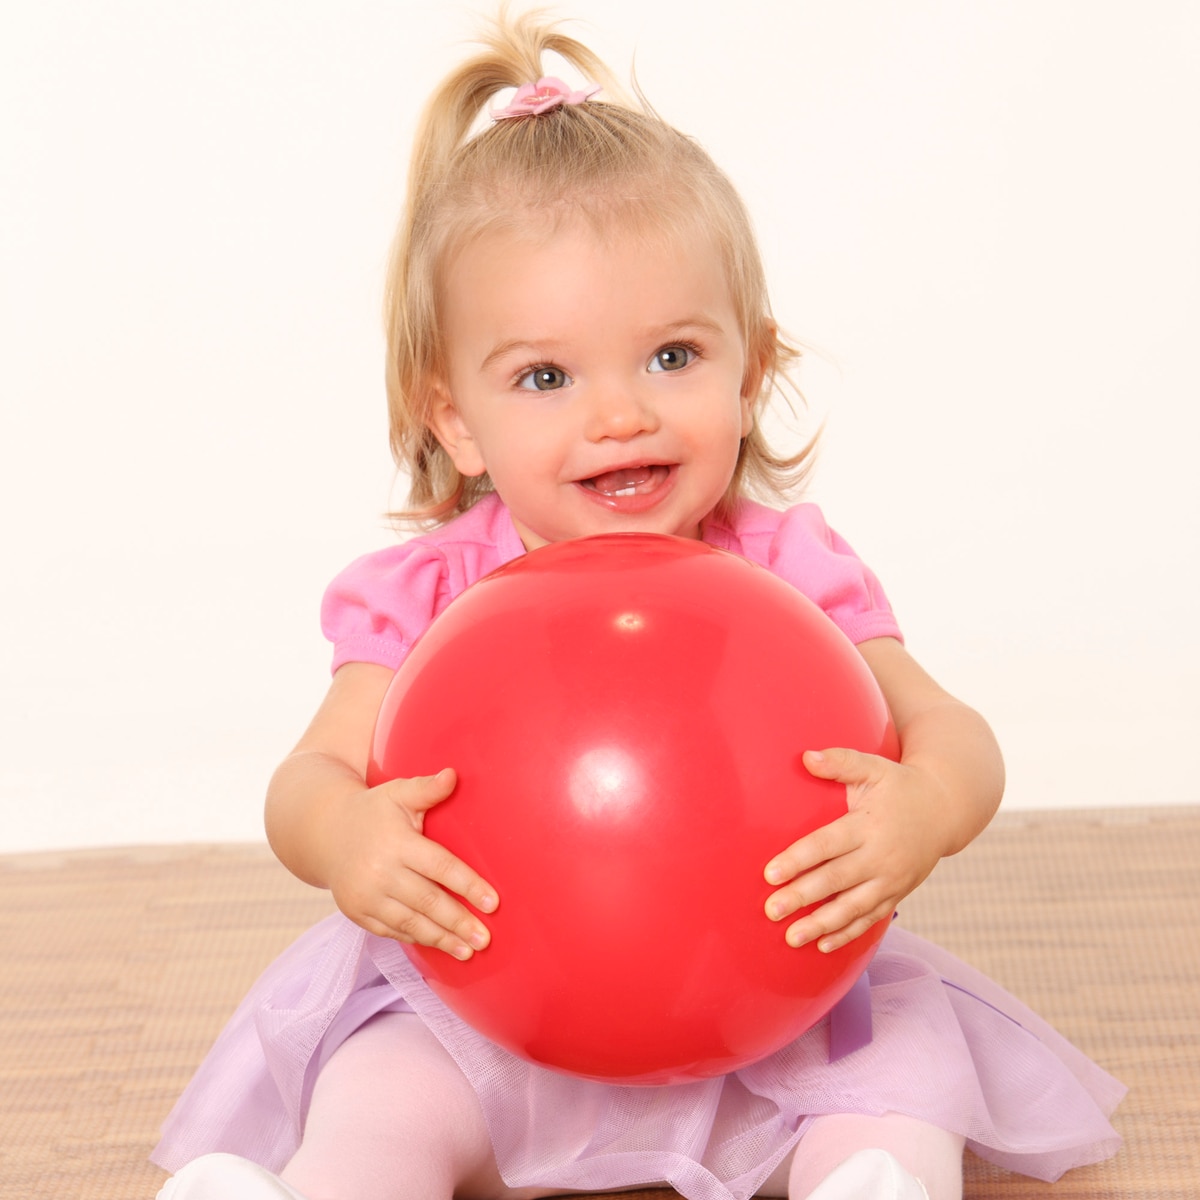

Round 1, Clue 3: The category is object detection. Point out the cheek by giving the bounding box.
[721,386,754,443]
[484,418,558,482]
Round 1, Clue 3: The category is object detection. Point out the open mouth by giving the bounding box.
[581,464,672,498]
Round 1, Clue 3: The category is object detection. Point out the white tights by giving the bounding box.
[160,1013,963,1200]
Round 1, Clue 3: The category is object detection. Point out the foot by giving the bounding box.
[804,1148,930,1200]
[157,1153,309,1200]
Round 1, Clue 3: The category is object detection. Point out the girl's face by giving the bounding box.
[429,220,756,549]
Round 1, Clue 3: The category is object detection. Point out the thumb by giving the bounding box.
[393,767,458,814]
[802,747,887,785]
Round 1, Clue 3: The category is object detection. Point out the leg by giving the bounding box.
[784,1113,963,1200]
[281,1011,558,1200]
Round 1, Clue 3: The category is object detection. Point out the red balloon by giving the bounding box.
[368,534,897,1084]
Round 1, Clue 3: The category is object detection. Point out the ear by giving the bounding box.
[739,321,775,437]
[738,385,756,439]
[427,381,487,478]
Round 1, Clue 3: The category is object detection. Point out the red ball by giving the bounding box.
[368,533,897,1084]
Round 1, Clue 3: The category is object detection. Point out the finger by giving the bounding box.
[802,747,889,786]
[391,768,458,815]
[782,884,895,951]
[409,835,499,917]
[360,898,481,961]
[765,842,868,921]
[764,813,860,885]
[396,837,500,948]
[371,871,493,959]
[811,910,893,954]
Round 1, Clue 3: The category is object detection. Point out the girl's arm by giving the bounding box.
[265,662,498,960]
[764,636,1004,952]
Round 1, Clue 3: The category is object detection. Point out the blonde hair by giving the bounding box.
[385,9,814,526]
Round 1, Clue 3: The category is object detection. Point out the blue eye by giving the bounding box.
[648,344,695,373]
[518,365,571,391]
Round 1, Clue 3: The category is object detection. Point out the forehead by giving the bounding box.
[440,216,735,336]
[443,201,730,295]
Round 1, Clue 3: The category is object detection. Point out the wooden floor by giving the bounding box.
[1,807,1197,1199]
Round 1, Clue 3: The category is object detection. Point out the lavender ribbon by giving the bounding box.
[827,969,873,1062]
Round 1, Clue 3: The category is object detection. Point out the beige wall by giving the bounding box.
[2,1,1196,850]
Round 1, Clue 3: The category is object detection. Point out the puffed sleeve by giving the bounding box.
[320,542,455,674]
[713,501,903,645]
[767,505,902,644]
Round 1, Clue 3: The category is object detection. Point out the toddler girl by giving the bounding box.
[152,13,1124,1200]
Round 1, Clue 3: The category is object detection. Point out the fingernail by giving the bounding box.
[468,928,489,950]
[452,944,473,961]
[764,864,784,885]
[477,893,498,913]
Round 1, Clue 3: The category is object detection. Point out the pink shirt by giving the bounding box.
[322,493,901,674]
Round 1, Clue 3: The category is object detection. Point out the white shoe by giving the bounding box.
[157,1153,309,1200]
[804,1148,930,1200]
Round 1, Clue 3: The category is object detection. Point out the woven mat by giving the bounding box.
[1,807,1197,1199]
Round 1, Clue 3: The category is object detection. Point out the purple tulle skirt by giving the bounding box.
[152,916,1123,1197]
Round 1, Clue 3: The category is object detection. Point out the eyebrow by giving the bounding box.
[478,317,730,372]
[480,339,551,372]
[656,317,729,341]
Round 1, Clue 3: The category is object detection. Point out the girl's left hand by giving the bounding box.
[763,747,951,952]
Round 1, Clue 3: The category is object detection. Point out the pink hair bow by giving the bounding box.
[492,76,600,120]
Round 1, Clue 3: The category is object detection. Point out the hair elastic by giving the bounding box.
[492,76,600,120]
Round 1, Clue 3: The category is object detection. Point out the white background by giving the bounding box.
[2,1,1197,853]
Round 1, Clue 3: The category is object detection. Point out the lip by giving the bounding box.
[573,462,678,514]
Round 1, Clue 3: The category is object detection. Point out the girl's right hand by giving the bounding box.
[325,767,498,960]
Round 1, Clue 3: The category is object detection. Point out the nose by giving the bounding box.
[583,383,660,443]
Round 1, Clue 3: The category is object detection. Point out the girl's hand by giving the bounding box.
[763,748,949,953]
[324,767,499,960]
[763,638,1005,953]
[266,665,500,962]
